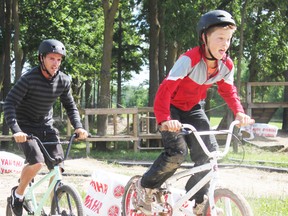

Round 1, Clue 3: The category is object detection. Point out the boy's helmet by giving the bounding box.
[38,39,66,57]
[197,10,236,38]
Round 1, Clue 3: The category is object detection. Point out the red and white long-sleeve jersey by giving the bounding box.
[154,46,244,124]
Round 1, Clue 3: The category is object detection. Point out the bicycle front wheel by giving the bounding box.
[203,187,253,216]
[50,183,84,216]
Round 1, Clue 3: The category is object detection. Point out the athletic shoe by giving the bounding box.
[193,195,224,216]
[135,178,154,215]
[10,186,24,216]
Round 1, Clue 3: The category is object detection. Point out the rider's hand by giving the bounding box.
[160,120,182,132]
[235,112,255,126]
[13,131,28,143]
[74,128,88,140]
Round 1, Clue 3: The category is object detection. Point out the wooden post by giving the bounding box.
[84,112,90,155]
[133,112,139,152]
[246,82,252,116]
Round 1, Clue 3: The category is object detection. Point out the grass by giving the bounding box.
[223,144,288,168]
[249,197,288,216]
[210,116,283,129]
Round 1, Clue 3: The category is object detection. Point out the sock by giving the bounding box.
[14,191,24,200]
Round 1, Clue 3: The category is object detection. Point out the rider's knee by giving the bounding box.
[31,162,44,171]
[165,147,187,165]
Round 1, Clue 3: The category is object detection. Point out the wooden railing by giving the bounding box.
[66,107,162,155]
[0,107,162,154]
[2,82,288,153]
[245,82,288,116]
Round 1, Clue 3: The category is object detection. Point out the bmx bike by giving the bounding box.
[122,120,254,216]
[6,133,84,216]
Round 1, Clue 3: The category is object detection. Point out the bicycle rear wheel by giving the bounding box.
[122,175,145,216]
[122,175,172,216]
[50,183,84,216]
[203,187,253,216]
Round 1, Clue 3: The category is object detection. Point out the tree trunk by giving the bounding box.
[248,8,261,82]
[147,0,160,107]
[96,0,119,150]
[166,41,178,74]
[1,0,12,149]
[13,0,23,81]
[116,9,123,108]
[158,1,165,84]
[0,0,5,102]
[236,0,248,91]
[147,0,160,146]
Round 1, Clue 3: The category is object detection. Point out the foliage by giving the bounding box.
[120,84,148,107]
[5,0,288,103]
[244,0,288,82]
[112,1,145,80]
[1,0,288,133]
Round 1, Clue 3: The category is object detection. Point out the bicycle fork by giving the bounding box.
[207,158,220,216]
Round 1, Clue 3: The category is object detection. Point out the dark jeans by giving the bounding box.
[141,104,218,204]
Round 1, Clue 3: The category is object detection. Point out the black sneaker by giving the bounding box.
[10,186,24,216]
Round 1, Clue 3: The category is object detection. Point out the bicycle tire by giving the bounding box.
[6,197,12,216]
[122,175,172,216]
[122,175,146,216]
[50,183,84,216]
[203,187,253,216]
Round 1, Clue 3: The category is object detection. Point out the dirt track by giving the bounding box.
[1,158,287,215]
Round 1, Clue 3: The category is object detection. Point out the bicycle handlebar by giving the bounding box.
[181,120,243,159]
[27,133,78,164]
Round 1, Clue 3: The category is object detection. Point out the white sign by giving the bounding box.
[0,151,25,174]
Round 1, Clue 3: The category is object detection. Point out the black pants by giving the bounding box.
[141,104,218,204]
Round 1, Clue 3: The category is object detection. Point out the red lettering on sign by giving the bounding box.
[84,195,103,214]
[89,180,108,194]
[0,159,23,167]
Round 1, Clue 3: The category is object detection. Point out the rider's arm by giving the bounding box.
[154,56,192,125]
[3,76,29,134]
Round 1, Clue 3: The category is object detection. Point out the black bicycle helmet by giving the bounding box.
[38,39,66,57]
[197,10,236,39]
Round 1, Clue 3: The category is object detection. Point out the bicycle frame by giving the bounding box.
[24,164,62,215]
[22,134,77,215]
[162,120,241,216]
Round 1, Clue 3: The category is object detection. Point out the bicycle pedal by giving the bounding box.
[23,200,35,215]
[152,203,169,213]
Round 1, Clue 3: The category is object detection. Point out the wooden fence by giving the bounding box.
[1,82,288,154]
[67,107,162,154]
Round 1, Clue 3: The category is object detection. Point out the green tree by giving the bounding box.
[112,1,144,108]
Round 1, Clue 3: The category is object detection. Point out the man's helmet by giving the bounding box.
[197,10,236,38]
[38,39,66,57]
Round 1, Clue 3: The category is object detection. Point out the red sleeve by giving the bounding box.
[217,80,245,115]
[154,79,181,124]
